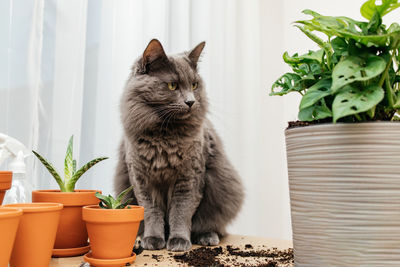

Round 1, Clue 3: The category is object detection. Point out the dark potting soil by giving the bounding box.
[173,246,223,267]
[227,246,293,262]
[151,254,163,262]
[173,245,293,267]
[245,244,253,249]
[287,120,330,129]
[287,119,400,129]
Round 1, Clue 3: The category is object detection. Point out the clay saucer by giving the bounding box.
[83,252,136,267]
[52,244,91,257]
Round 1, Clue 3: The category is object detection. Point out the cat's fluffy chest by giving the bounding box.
[126,131,206,184]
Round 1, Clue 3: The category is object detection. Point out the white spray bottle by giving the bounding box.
[0,133,32,203]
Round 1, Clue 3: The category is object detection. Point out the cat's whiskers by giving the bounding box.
[159,108,180,131]
[165,110,180,131]
[158,109,173,129]
[161,111,175,132]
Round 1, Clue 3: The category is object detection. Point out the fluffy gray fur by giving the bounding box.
[114,39,244,252]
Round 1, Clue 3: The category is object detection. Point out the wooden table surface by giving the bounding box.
[50,235,293,267]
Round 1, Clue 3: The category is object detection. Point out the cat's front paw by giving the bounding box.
[142,236,166,250]
[193,232,220,246]
[167,237,192,252]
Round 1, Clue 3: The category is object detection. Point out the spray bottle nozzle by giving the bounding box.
[0,133,30,171]
[9,151,26,174]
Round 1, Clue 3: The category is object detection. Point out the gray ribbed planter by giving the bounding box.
[285,122,400,267]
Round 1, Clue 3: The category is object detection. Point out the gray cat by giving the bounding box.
[114,39,244,252]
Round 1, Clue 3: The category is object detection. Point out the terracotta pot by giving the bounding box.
[286,122,400,266]
[82,205,144,260]
[0,171,12,205]
[4,203,63,267]
[32,190,100,256]
[0,207,22,267]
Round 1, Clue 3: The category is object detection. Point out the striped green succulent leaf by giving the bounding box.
[72,159,77,175]
[64,135,74,182]
[96,192,113,208]
[96,187,133,209]
[66,157,108,192]
[32,150,66,192]
[115,202,132,209]
[117,186,133,203]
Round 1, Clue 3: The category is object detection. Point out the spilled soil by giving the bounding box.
[173,245,293,267]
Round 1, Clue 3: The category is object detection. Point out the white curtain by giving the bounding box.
[1,0,380,240]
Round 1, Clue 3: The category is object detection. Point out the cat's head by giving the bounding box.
[121,39,208,136]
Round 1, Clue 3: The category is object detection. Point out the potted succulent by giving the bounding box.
[82,187,144,267]
[32,135,107,257]
[0,207,22,267]
[271,0,400,266]
[0,171,12,205]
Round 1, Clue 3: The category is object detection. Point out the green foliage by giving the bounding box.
[33,135,108,192]
[361,0,400,20]
[95,187,134,209]
[331,55,386,92]
[271,0,400,123]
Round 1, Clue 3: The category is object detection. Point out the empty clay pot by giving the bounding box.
[0,171,12,205]
[5,203,63,267]
[0,207,22,267]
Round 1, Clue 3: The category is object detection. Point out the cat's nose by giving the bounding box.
[184,100,195,108]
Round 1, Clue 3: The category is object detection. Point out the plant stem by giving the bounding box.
[379,39,400,88]
[385,75,394,108]
[378,40,399,112]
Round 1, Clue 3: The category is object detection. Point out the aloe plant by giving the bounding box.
[33,135,108,192]
[95,186,134,209]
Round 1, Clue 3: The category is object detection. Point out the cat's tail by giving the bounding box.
[192,126,244,237]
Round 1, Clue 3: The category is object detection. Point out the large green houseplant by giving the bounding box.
[271,0,400,123]
[271,1,400,266]
[31,135,108,257]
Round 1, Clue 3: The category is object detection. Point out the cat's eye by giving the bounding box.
[168,82,178,90]
[192,82,198,90]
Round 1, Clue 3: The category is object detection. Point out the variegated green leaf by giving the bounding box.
[64,136,74,182]
[95,188,133,209]
[115,202,132,209]
[361,0,400,20]
[332,84,384,122]
[99,201,108,209]
[72,159,77,175]
[117,186,133,203]
[32,150,66,192]
[96,192,112,209]
[331,55,386,92]
[66,157,108,192]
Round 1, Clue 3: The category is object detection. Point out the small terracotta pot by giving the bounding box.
[82,205,144,260]
[32,190,100,256]
[0,207,22,267]
[4,203,63,267]
[0,171,12,205]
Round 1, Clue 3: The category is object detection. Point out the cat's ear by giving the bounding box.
[141,39,169,73]
[188,41,206,68]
